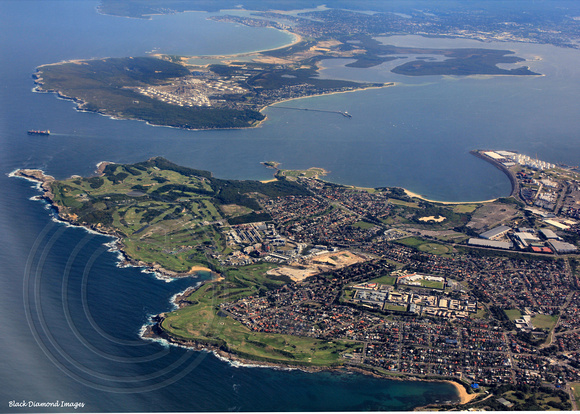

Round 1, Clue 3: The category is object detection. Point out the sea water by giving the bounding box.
[2,0,579,411]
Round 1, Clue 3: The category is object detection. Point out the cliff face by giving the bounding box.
[12,168,207,279]
[15,169,54,183]
[14,170,83,232]
[14,169,55,199]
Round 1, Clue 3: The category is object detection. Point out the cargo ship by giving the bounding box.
[27,130,50,135]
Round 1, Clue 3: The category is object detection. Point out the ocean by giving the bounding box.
[1,0,579,411]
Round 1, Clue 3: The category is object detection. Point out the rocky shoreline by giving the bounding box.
[33,70,98,114]
[31,63,391,132]
[11,166,203,280]
[143,314,475,410]
[140,282,476,411]
[12,166,476,410]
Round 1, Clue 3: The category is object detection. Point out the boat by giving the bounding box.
[27,130,50,135]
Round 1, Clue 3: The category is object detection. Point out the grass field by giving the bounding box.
[532,314,558,330]
[397,276,445,290]
[436,233,469,243]
[452,204,479,214]
[419,280,445,289]
[368,275,397,285]
[397,237,451,256]
[49,158,309,273]
[385,304,407,312]
[571,382,580,404]
[161,273,362,366]
[278,167,328,180]
[499,387,571,411]
[504,390,526,405]
[397,237,424,247]
[417,243,451,255]
[353,220,376,230]
[341,289,356,301]
[504,309,522,321]
[387,198,420,208]
[472,305,489,319]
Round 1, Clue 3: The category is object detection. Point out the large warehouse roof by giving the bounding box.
[469,238,513,249]
[480,226,511,240]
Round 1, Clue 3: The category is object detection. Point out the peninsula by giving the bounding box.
[33,13,540,130]
[13,152,580,411]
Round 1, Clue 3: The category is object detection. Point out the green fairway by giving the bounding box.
[387,199,421,208]
[277,167,328,180]
[49,157,308,273]
[161,276,362,366]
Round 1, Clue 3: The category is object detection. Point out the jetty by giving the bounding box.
[273,106,352,118]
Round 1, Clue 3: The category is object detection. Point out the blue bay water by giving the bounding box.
[2,0,579,411]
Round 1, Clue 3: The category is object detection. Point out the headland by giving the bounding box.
[32,9,540,132]
[13,152,580,411]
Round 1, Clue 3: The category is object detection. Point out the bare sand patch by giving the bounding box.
[267,250,368,282]
[253,56,294,65]
[418,215,446,222]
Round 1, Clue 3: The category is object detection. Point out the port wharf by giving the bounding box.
[470,150,518,198]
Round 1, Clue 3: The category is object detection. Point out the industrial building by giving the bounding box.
[539,228,560,240]
[468,238,513,250]
[480,225,511,240]
[513,232,541,248]
[548,240,578,254]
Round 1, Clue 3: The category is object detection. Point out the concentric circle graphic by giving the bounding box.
[23,219,226,393]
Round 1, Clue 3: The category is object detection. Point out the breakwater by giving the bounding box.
[470,150,518,198]
[273,106,352,118]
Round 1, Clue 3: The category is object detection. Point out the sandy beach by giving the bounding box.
[445,380,479,405]
[180,30,303,66]
[404,189,497,205]
[188,265,213,273]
